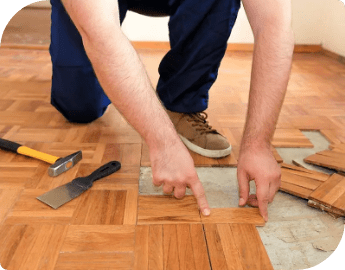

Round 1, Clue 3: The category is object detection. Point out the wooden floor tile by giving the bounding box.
[55,252,134,270]
[0,224,67,270]
[5,189,76,225]
[60,225,136,253]
[0,189,22,223]
[304,149,345,172]
[280,163,330,199]
[272,129,313,148]
[201,208,265,226]
[134,224,210,270]
[309,173,345,215]
[204,223,273,270]
[137,195,201,224]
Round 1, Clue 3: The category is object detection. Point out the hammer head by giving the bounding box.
[48,151,82,177]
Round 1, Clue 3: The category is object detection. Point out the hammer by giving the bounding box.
[0,138,82,177]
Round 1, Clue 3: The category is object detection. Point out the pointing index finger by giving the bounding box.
[190,181,210,216]
[256,182,270,222]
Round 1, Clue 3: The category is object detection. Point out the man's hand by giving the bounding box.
[149,140,210,216]
[237,145,281,222]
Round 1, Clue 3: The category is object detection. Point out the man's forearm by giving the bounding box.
[241,26,294,150]
[84,32,180,149]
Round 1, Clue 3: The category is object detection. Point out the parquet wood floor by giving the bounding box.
[0,46,345,269]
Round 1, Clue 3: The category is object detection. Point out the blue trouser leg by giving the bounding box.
[50,0,128,123]
[157,0,241,113]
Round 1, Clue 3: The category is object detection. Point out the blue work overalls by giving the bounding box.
[50,0,241,123]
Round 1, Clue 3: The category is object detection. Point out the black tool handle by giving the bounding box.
[72,161,121,189]
[0,138,21,153]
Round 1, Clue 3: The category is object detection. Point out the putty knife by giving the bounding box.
[37,161,121,209]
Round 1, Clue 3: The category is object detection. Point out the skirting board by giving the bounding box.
[0,42,324,54]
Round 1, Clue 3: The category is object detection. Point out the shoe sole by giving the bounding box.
[179,135,232,158]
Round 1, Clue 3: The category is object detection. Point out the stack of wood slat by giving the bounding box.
[280,144,345,218]
[304,144,345,172]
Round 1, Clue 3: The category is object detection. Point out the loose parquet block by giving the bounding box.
[201,208,265,226]
[134,224,210,270]
[309,173,345,215]
[280,163,330,199]
[271,129,313,148]
[304,149,345,172]
[137,195,201,224]
[204,223,273,270]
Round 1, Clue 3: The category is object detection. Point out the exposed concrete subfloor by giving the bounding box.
[139,132,345,270]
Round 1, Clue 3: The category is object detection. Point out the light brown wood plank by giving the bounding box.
[272,129,313,148]
[163,224,180,270]
[280,181,313,199]
[203,223,229,270]
[310,174,345,213]
[216,224,244,270]
[5,189,76,225]
[190,224,211,270]
[229,224,273,270]
[60,225,136,253]
[304,150,345,172]
[134,225,149,270]
[0,224,67,270]
[137,195,201,224]
[201,208,265,226]
[281,163,330,181]
[176,224,197,270]
[72,190,127,225]
[148,225,164,270]
[281,170,324,190]
[0,189,22,223]
[55,252,134,270]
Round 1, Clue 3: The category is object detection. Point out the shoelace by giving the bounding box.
[186,112,218,134]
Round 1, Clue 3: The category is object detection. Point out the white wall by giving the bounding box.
[321,0,345,56]
[28,0,345,57]
[123,0,326,44]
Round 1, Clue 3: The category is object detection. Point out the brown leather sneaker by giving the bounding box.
[166,110,231,158]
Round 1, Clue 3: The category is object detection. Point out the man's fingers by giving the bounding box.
[190,181,210,216]
[256,182,270,222]
[269,178,281,203]
[152,178,163,187]
[163,184,174,194]
[237,170,250,206]
[173,186,186,199]
[247,194,258,207]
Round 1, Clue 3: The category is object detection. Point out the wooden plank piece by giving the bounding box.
[176,224,197,270]
[304,150,345,172]
[148,225,164,270]
[280,181,313,199]
[163,224,180,270]
[137,195,201,225]
[310,174,345,213]
[229,224,274,270]
[203,223,229,270]
[190,224,210,270]
[134,225,149,270]
[201,208,265,226]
